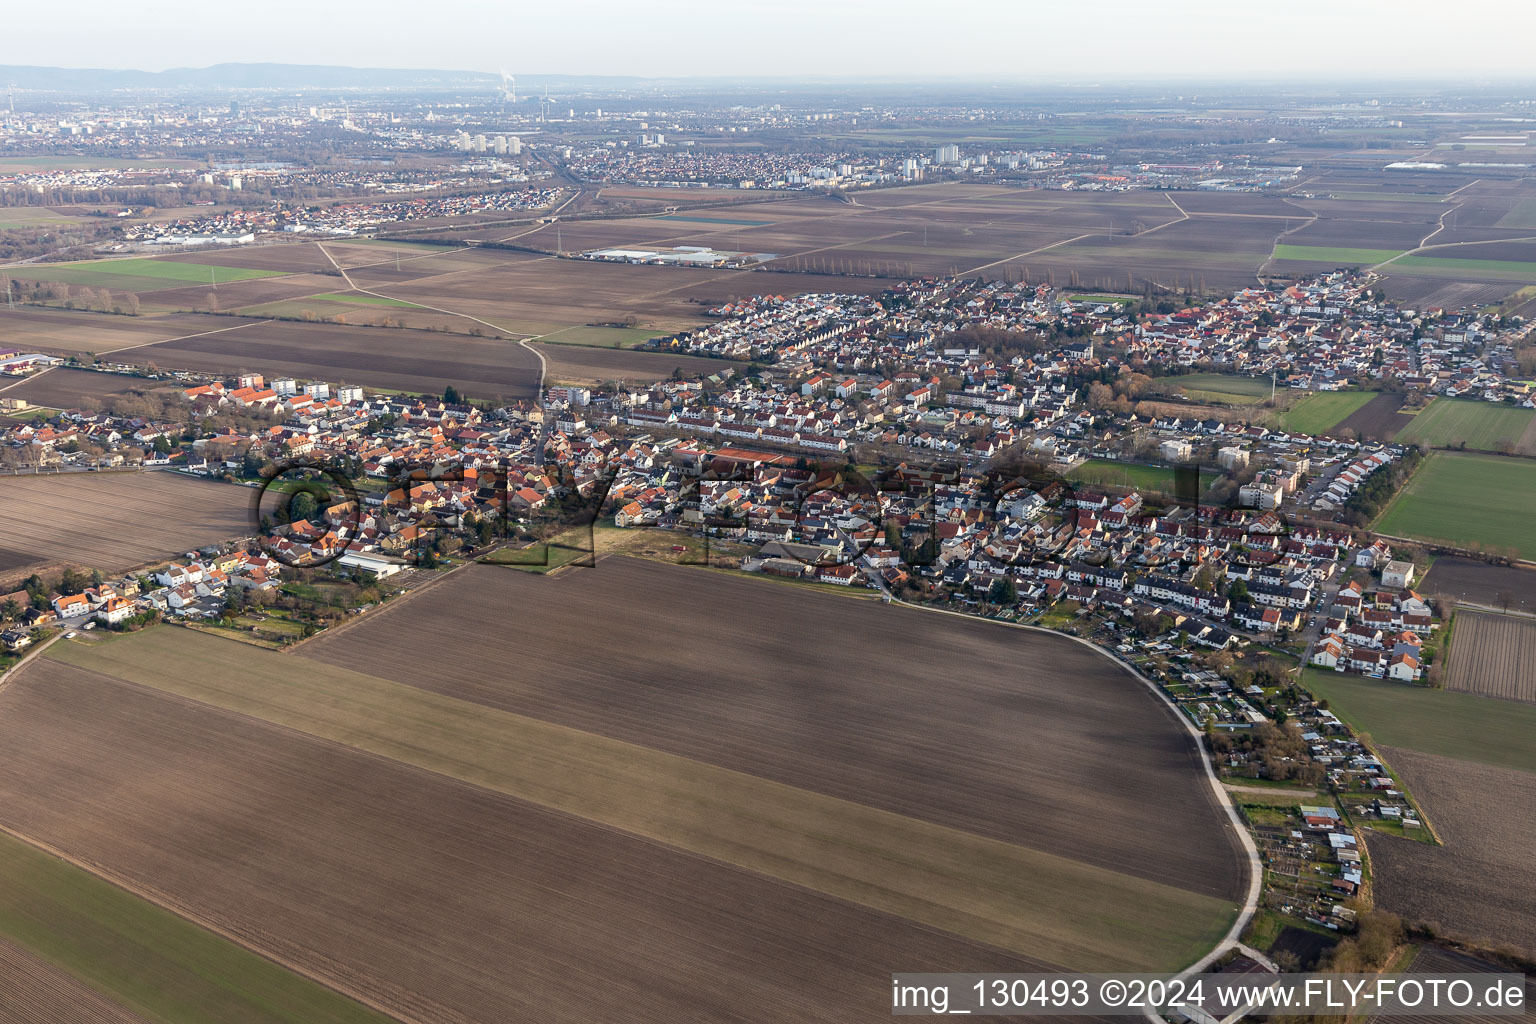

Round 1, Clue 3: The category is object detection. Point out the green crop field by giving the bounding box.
[1395,398,1536,453]
[1374,452,1536,559]
[1279,391,1375,435]
[1393,254,1536,277]
[11,258,285,289]
[1272,244,1407,265]
[0,828,389,1024]
[653,214,773,227]
[1300,668,1536,775]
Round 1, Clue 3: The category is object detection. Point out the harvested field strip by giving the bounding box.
[1299,668,1536,774]
[1374,452,1536,559]
[1278,391,1374,435]
[1271,244,1406,264]
[1445,610,1536,703]
[0,827,389,1024]
[50,628,1235,972]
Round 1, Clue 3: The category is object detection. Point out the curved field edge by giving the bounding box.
[49,626,1237,973]
[0,823,390,1024]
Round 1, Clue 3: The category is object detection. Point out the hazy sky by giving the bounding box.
[4,0,1534,81]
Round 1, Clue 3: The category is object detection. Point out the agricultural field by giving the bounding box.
[1271,244,1406,265]
[0,602,1244,1022]
[0,306,242,355]
[308,558,1248,910]
[1395,398,1536,454]
[116,319,543,402]
[532,342,740,385]
[0,813,391,1024]
[1277,390,1375,435]
[0,472,249,576]
[1445,611,1536,703]
[1299,668,1536,775]
[1375,945,1536,1024]
[1374,452,1536,559]
[6,256,286,290]
[0,367,161,409]
[1419,557,1536,612]
[1367,748,1536,960]
[1329,391,1415,441]
[0,208,71,229]
[533,325,665,348]
[0,653,1061,1024]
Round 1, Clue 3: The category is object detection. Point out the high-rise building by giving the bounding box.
[935,144,960,164]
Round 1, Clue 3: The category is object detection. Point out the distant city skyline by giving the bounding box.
[4,0,1535,83]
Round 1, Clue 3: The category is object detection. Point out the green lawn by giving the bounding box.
[1067,460,1220,496]
[12,258,285,290]
[0,829,390,1024]
[1068,294,1137,305]
[1272,244,1406,265]
[1301,668,1536,775]
[1279,391,1374,435]
[310,292,421,308]
[1394,398,1535,453]
[1374,452,1536,560]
